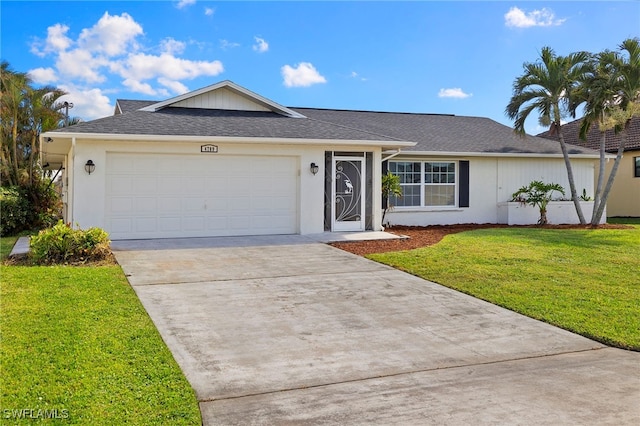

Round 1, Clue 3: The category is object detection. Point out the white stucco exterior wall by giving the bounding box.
[386,156,597,226]
[67,138,383,237]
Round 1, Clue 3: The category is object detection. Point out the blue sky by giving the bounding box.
[2,1,639,134]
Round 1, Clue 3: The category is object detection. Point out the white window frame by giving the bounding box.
[388,160,459,209]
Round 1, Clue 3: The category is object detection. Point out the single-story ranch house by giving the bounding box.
[41,80,602,240]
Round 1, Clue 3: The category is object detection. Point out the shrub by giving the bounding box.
[0,186,29,236]
[29,221,111,264]
[512,180,565,225]
[0,182,61,236]
[22,180,62,230]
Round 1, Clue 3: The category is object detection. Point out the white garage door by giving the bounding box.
[105,153,299,240]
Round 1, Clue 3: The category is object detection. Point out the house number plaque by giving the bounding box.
[201,144,219,153]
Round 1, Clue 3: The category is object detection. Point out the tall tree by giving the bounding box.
[0,61,66,186]
[506,47,591,224]
[578,38,640,225]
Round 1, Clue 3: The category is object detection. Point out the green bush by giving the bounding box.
[22,181,62,230]
[0,182,61,236]
[29,221,111,264]
[0,186,29,236]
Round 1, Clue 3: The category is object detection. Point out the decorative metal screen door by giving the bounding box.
[332,157,365,231]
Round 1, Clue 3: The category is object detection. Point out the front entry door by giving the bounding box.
[333,156,365,231]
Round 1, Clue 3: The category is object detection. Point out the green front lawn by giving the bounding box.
[0,237,201,424]
[370,227,640,351]
[608,217,640,225]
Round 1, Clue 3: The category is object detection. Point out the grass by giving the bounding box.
[608,216,640,225]
[369,226,640,351]
[0,236,202,424]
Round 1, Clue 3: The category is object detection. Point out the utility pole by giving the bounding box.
[63,101,74,127]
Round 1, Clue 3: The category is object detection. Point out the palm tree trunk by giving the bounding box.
[591,132,607,225]
[539,208,548,225]
[11,114,20,185]
[0,147,15,186]
[592,122,629,224]
[557,129,587,224]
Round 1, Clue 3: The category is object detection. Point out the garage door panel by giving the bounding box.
[159,217,181,231]
[108,197,133,213]
[158,176,182,193]
[158,197,182,213]
[110,218,132,233]
[183,198,205,212]
[109,176,134,195]
[135,217,157,232]
[106,153,298,239]
[135,198,157,213]
[183,217,205,231]
[205,217,228,231]
[134,177,157,193]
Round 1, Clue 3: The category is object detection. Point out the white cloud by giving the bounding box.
[161,38,186,55]
[30,23,73,57]
[438,88,472,99]
[115,53,223,82]
[281,62,327,88]
[122,78,159,96]
[57,84,114,121]
[350,71,367,81]
[219,39,240,50]
[253,37,269,53]
[78,12,143,56]
[158,77,189,94]
[505,7,565,28]
[28,67,58,84]
[27,11,225,114]
[56,49,106,83]
[176,0,196,9]
[204,7,215,16]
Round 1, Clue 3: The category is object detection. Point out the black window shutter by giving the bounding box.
[459,160,470,208]
[381,161,389,209]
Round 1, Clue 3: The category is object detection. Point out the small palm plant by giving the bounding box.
[512,180,565,225]
[381,171,402,226]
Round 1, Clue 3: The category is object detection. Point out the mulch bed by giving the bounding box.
[330,223,630,256]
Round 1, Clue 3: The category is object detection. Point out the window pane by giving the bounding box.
[424,161,455,185]
[424,185,455,206]
[391,184,420,207]
[635,157,640,178]
[389,161,421,184]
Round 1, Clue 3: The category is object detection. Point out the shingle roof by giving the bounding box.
[54,98,598,156]
[293,108,597,155]
[538,116,640,152]
[115,99,156,114]
[53,107,402,142]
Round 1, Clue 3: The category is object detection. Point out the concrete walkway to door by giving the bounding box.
[112,235,640,425]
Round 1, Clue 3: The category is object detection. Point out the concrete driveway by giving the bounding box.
[112,235,640,425]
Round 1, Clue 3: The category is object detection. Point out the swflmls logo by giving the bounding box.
[201,144,218,153]
[3,409,69,419]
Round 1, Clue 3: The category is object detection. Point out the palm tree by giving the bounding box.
[0,61,30,186]
[1,61,66,186]
[579,38,640,225]
[506,47,591,224]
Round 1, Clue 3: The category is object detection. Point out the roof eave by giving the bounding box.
[394,150,604,159]
[40,131,415,148]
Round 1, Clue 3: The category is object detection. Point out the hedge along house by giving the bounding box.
[41,80,601,240]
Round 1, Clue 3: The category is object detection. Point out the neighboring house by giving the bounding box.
[41,81,600,240]
[539,117,640,218]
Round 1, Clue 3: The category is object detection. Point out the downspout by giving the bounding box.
[69,137,76,225]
